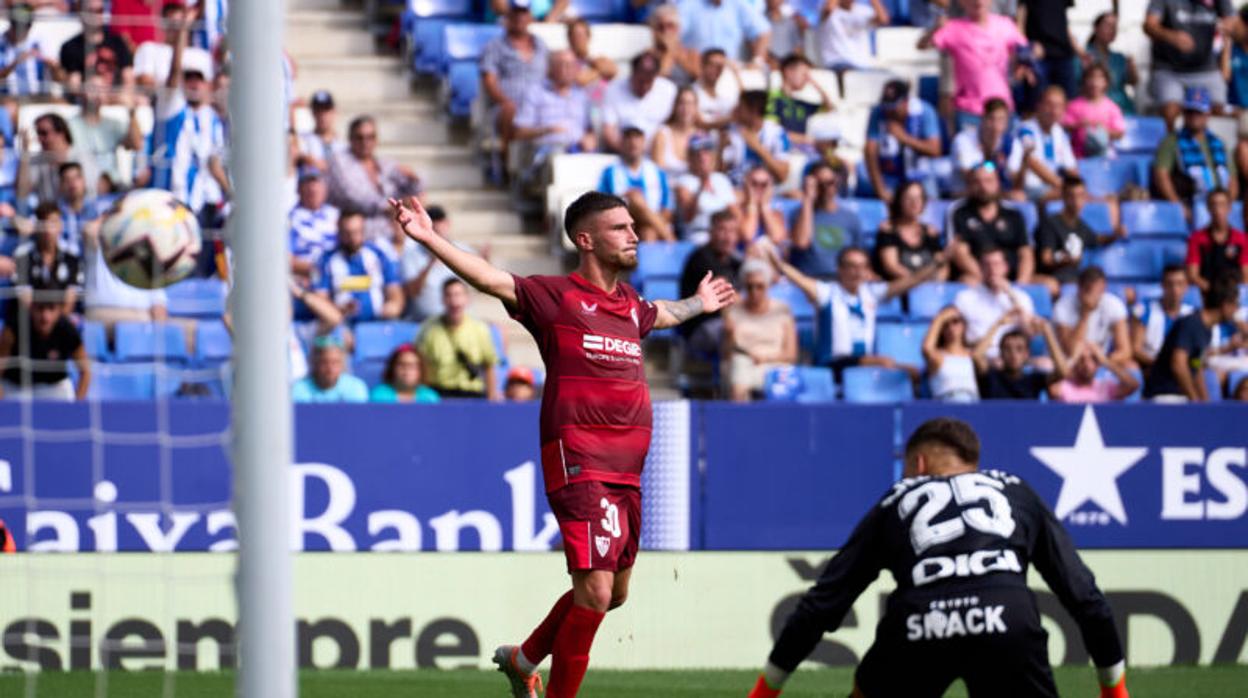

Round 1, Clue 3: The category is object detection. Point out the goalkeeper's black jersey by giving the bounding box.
[768,470,1124,672]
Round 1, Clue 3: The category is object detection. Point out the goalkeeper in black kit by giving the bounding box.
[748,417,1129,698]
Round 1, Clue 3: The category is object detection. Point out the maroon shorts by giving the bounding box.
[548,481,641,573]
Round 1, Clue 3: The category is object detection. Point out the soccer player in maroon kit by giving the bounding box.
[390,192,735,696]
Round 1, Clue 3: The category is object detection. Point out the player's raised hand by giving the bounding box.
[388,196,434,245]
[696,270,737,313]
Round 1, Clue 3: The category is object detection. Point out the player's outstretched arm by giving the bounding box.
[389,197,518,308]
[653,271,736,329]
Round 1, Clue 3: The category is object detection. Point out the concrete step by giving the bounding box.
[422,188,513,211]
[296,57,411,103]
[288,0,356,11]
[287,12,374,58]
[447,208,525,237]
[378,144,484,189]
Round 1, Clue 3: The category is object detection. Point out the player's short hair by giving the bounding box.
[564,191,627,244]
[1077,265,1106,288]
[905,418,981,467]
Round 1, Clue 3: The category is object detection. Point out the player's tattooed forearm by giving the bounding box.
[665,297,704,322]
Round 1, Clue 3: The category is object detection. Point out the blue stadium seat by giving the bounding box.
[195,319,232,365]
[772,197,802,229]
[1121,201,1188,238]
[80,320,110,361]
[1043,200,1114,234]
[155,365,227,399]
[907,282,965,320]
[918,75,940,110]
[635,241,696,282]
[1086,242,1161,282]
[840,198,888,238]
[841,366,914,403]
[567,0,629,21]
[769,279,815,321]
[353,321,421,365]
[412,18,453,74]
[113,322,190,363]
[1077,158,1139,198]
[407,0,475,21]
[1204,368,1223,402]
[1018,283,1053,318]
[1191,199,1245,230]
[447,61,482,118]
[89,364,155,400]
[1119,116,1167,154]
[1228,370,1248,397]
[1003,200,1037,236]
[764,365,836,403]
[643,277,680,302]
[166,278,227,318]
[921,199,953,235]
[875,322,926,367]
[873,287,904,322]
[443,23,503,116]
[353,360,386,389]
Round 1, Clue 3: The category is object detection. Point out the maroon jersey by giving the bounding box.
[510,272,659,493]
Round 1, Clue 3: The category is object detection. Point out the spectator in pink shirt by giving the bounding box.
[921,0,1030,129]
[1051,341,1139,403]
[1063,63,1126,157]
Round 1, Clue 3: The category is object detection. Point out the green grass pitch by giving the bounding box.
[1,666,1246,697]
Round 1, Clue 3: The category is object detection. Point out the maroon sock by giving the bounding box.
[519,590,574,667]
[545,604,605,698]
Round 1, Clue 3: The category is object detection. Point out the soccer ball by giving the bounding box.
[100,189,202,289]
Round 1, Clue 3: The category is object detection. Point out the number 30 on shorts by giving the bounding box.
[898,474,1016,555]
[600,498,622,538]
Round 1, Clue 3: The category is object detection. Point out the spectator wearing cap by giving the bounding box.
[1007,85,1077,202]
[12,202,83,317]
[679,209,742,354]
[790,161,860,278]
[948,163,1033,283]
[480,0,549,176]
[1144,0,1232,130]
[328,115,421,242]
[652,87,703,176]
[650,5,700,86]
[598,125,674,241]
[292,337,370,403]
[722,89,791,186]
[0,292,90,401]
[767,243,943,381]
[816,0,888,73]
[919,0,1030,128]
[417,278,501,400]
[874,180,947,281]
[315,209,404,323]
[953,246,1036,359]
[1050,340,1139,403]
[397,205,481,322]
[692,49,741,129]
[134,1,215,90]
[370,344,441,404]
[862,79,942,202]
[766,54,835,149]
[60,0,135,91]
[1052,265,1132,366]
[0,4,63,97]
[1186,187,1248,291]
[602,52,678,153]
[1034,174,1124,287]
[1131,264,1195,368]
[297,90,344,174]
[504,366,538,401]
[1144,274,1241,401]
[566,19,617,103]
[69,75,143,189]
[1153,86,1238,214]
[722,258,797,402]
[675,134,739,241]
[949,97,1016,197]
[146,23,229,216]
[677,0,771,67]
[512,50,595,157]
[764,0,808,68]
[289,166,340,283]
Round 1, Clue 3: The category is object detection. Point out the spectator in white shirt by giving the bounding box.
[0,4,63,97]
[764,0,808,69]
[512,50,595,153]
[953,246,1036,359]
[133,2,214,90]
[80,217,169,334]
[602,52,678,152]
[692,48,741,129]
[297,90,344,173]
[675,134,739,242]
[69,74,143,189]
[817,0,888,72]
[722,89,791,185]
[1053,265,1132,366]
[598,125,674,241]
[950,97,1017,197]
[1007,84,1077,201]
[1131,264,1195,369]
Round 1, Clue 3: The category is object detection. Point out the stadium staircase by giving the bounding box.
[286,0,554,374]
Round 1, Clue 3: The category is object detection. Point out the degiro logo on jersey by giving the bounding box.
[582,333,642,363]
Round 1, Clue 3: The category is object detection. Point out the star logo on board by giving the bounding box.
[1029,406,1148,525]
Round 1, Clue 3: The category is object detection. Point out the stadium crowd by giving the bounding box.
[1,0,1248,405]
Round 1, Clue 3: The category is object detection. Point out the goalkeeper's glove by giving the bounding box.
[748,674,782,698]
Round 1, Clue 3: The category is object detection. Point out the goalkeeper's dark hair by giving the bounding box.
[564,191,627,244]
[905,418,981,467]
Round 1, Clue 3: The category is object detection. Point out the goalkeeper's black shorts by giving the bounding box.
[853,587,1058,698]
